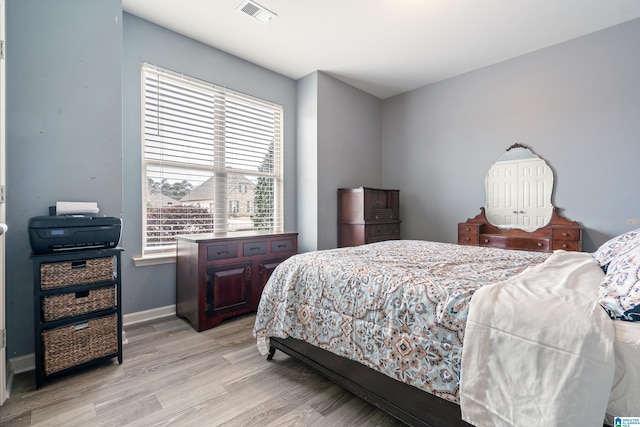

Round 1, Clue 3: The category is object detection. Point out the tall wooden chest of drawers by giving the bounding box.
[33,248,123,388]
[176,232,297,331]
[338,187,401,247]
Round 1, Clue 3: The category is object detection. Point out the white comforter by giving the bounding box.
[460,251,615,427]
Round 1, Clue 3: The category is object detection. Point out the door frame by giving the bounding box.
[0,0,7,406]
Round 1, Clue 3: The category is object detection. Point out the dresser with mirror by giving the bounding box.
[458,144,582,252]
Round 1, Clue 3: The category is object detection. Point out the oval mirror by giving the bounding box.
[485,144,554,231]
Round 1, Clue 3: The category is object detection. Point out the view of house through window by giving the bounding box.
[142,63,284,255]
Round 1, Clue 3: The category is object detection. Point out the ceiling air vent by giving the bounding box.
[237,0,276,24]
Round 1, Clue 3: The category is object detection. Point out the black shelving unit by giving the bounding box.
[32,247,124,388]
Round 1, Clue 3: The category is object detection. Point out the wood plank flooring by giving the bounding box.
[0,314,406,426]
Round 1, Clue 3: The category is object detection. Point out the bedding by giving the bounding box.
[253,240,550,403]
[593,227,640,267]
[459,250,615,426]
[605,320,640,424]
[598,243,640,321]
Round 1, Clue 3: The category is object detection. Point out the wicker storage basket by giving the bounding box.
[42,314,118,375]
[42,286,116,322]
[40,257,114,290]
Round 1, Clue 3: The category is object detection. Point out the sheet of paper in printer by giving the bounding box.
[55,201,100,216]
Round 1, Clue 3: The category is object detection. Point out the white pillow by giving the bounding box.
[593,228,640,266]
[599,244,640,321]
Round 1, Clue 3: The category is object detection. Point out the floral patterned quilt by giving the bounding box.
[253,240,550,403]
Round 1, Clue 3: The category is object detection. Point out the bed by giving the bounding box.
[252,234,640,426]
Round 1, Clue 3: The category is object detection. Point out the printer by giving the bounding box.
[29,215,122,254]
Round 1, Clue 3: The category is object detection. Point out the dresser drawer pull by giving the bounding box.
[562,243,568,248]
[277,244,288,248]
[484,239,490,243]
[465,227,470,232]
[248,246,261,251]
[375,215,380,220]
[217,250,229,255]
[537,242,543,247]
[466,237,471,241]
[71,260,87,270]
[562,232,568,237]
[377,226,381,232]
[75,290,90,299]
[74,322,89,331]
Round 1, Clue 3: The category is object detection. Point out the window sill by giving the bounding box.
[133,253,176,267]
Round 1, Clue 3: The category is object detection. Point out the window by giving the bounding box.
[142,63,284,255]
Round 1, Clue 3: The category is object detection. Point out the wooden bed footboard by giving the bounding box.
[268,337,471,427]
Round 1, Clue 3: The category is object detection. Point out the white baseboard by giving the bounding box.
[8,353,34,375]
[122,304,176,326]
[7,304,177,376]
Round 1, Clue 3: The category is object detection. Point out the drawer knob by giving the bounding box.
[484,239,489,243]
[466,227,470,232]
[375,215,380,220]
[562,243,568,248]
[537,242,543,247]
[562,232,568,237]
[377,226,381,232]
[466,237,470,241]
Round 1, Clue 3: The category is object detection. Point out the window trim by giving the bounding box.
[140,63,284,258]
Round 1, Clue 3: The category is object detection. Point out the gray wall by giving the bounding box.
[382,18,640,252]
[296,73,319,253]
[296,72,383,252]
[121,13,297,315]
[5,5,638,360]
[6,1,123,358]
[317,73,382,250]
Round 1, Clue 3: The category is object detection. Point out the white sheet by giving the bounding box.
[459,251,616,427]
[605,320,640,424]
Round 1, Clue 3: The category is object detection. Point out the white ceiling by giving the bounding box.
[122,0,640,99]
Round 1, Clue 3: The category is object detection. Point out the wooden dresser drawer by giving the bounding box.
[552,228,579,241]
[371,208,395,221]
[480,234,550,252]
[243,241,267,256]
[551,227,581,251]
[458,224,481,245]
[366,223,400,239]
[207,244,238,261]
[271,238,295,253]
[552,240,580,251]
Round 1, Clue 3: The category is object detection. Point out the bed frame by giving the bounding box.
[268,336,472,427]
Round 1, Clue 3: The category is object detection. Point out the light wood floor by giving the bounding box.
[0,314,406,426]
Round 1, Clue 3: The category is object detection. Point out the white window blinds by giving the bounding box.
[142,63,284,255]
